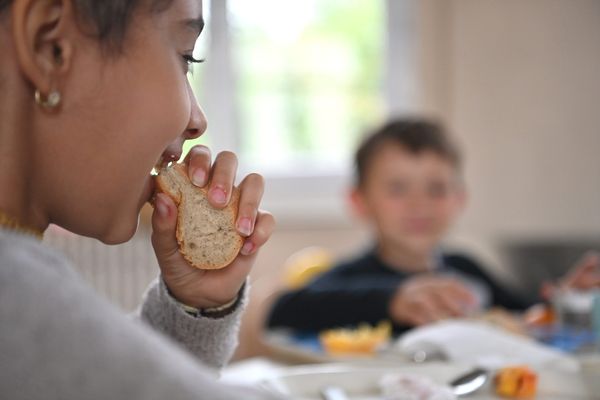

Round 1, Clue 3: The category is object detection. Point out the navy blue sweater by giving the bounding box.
[267,249,534,334]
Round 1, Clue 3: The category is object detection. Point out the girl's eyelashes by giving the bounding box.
[183,54,205,64]
[182,54,205,73]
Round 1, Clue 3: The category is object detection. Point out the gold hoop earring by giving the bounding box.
[35,89,61,109]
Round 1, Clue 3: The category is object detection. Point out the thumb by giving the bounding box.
[151,193,180,259]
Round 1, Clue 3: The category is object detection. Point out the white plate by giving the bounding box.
[259,362,589,400]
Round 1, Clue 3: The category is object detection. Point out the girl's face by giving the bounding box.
[35,0,206,243]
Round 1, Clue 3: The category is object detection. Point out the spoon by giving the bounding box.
[449,367,489,396]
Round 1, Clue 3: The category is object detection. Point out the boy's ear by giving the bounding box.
[348,186,371,220]
[11,0,74,97]
[454,185,468,214]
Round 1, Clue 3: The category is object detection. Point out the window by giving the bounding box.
[186,0,417,224]
[229,0,385,173]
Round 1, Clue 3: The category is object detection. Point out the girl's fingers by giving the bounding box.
[208,151,238,208]
[185,145,212,187]
[236,173,265,237]
[240,211,275,256]
[151,193,180,261]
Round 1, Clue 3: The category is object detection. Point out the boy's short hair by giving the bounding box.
[354,118,462,186]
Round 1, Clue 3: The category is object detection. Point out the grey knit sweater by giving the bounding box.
[0,229,281,399]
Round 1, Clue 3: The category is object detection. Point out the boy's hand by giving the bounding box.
[561,251,600,289]
[389,275,477,326]
[151,146,275,310]
[541,251,600,300]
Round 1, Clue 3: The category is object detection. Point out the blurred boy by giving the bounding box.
[267,118,599,334]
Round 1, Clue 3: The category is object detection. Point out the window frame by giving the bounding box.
[200,0,418,227]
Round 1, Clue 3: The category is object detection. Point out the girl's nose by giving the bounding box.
[183,83,207,140]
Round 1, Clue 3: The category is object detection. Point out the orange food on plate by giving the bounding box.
[319,321,391,356]
[494,365,538,398]
[523,303,556,326]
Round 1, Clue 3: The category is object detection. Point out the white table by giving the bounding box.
[222,357,592,399]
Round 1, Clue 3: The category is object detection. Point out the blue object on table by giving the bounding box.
[531,324,596,353]
[291,332,323,353]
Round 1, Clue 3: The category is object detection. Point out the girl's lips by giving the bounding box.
[139,175,157,207]
[147,146,182,205]
[157,148,183,168]
[153,149,183,174]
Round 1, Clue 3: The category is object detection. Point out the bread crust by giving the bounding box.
[154,163,243,270]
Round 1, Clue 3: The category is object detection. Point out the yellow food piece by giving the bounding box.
[495,365,538,398]
[319,321,391,355]
[283,247,334,289]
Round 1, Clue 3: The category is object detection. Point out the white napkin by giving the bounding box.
[395,320,578,372]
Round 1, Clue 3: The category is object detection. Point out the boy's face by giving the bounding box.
[352,143,465,256]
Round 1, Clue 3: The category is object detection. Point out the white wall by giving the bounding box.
[412,0,600,282]
[449,0,600,240]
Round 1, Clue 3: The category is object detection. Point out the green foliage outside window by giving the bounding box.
[186,0,385,170]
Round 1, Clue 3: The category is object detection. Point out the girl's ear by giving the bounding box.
[11,0,74,98]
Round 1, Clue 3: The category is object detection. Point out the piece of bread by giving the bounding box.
[154,163,243,269]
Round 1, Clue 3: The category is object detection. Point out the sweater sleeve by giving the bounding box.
[0,236,282,400]
[139,278,247,370]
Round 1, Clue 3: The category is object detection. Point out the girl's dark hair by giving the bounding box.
[0,0,173,49]
[355,118,462,186]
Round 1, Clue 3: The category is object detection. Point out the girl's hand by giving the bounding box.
[151,146,275,309]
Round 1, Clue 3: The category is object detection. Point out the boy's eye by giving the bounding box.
[387,182,407,196]
[428,182,450,198]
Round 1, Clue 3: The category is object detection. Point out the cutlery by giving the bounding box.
[449,367,489,396]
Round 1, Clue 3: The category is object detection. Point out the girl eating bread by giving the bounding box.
[0,0,278,398]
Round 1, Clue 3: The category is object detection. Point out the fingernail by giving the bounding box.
[191,169,206,187]
[210,186,227,205]
[241,241,254,256]
[155,194,169,218]
[237,218,253,236]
